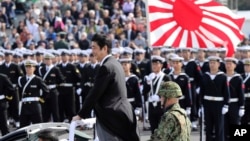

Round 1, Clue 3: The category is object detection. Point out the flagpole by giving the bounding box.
[145,0,152,72]
[145,0,152,49]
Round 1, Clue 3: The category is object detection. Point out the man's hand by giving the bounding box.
[39,98,45,103]
[72,115,82,122]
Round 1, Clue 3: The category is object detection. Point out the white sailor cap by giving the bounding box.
[112,48,121,55]
[171,56,184,62]
[191,48,198,53]
[197,48,207,52]
[207,56,221,62]
[235,46,243,52]
[243,58,250,65]
[134,48,146,54]
[166,53,178,60]
[224,57,238,64]
[119,58,133,63]
[44,53,55,59]
[151,46,163,50]
[24,59,37,66]
[219,48,227,53]
[207,47,219,52]
[160,48,175,53]
[78,50,89,57]
[13,52,22,58]
[151,55,165,63]
[69,49,80,55]
[58,49,70,56]
[86,49,92,55]
[22,49,33,57]
[4,50,14,55]
[179,47,192,52]
[240,46,250,52]
[49,49,60,56]
[35,49,45,56]
[122,47,133,55]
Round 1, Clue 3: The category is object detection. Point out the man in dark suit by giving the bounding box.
[72,33,140,141]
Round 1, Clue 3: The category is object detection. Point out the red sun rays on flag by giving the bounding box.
[148,0,245,57]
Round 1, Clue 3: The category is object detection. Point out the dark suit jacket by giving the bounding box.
[78,56,139,141]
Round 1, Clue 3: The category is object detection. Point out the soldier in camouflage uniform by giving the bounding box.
[150,81,191,141]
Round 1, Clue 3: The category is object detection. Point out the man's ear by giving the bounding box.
[102,45,108,52]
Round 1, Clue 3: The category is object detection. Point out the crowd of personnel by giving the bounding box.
[0,0,249,140]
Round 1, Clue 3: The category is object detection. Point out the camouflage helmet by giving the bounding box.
[159,81,182,98]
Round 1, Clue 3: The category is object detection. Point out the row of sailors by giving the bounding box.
[0,46,250,131]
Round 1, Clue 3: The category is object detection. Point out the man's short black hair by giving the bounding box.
[91,33,112,54]
[37,129,59,141]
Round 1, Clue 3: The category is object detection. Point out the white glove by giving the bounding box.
[222,105,229,115]
[196,87,200,94]
[239,108,245,117]
[76,88,82,95]
[148,73,156,80]
[186,107,191,115]
[134,108,141,116]
[198,106,204,117]
[151,95,160,102]
[145,73,156,83]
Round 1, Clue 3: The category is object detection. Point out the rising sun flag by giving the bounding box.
[147,0,245,57]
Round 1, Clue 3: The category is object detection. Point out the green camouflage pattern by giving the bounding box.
[158,81,182,98]
[149,103,191,141]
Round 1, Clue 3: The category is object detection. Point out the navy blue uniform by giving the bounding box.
[225,74,244,140]
[200,72,230,141]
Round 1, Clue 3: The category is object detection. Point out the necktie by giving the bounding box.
[27,77,29,81]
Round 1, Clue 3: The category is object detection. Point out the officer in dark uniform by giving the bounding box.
[13,52,23,65]
[19,50,33,75]
[224,57,245,141]
[205,48,226,72]
[160,48,175,75]
[34,49,46,76]
[18,60,49,128]
[38,53,65,122]
[0,73,15,136]
[57,49,81,122]
[169,56,192,116]
[180,47,202,130]
[0,50,24,128]
[120,58,142,110]
[195,48,209,73]
[200,56,230,141]
[142,55,170,134]
[133,48,151,83]
[241,58,250,125]
[121,47,141,78]
[236,46,250,74]
[82,53,100,116]
[75,50,90,113]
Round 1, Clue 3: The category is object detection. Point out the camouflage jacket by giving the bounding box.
[149,103,191,141]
